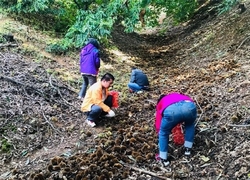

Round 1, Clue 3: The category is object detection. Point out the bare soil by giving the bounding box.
[0,2,250,180]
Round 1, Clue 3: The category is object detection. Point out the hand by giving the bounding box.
[105,110,115,117]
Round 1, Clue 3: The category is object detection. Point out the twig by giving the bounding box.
[145,99,157,105]
[194,96,203,127]
[49,75,80,110]
[41,111,61,134]
[1,75,44,96]
[0,43,18,48]
[200,163,211,168]
[1,75,81,112]
[227,124,250,127]
[237,36,250,50]
[120,161,171,180]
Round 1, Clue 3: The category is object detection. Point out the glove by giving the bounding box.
[105,110,115,117]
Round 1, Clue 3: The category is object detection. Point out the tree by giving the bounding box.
[0,0,238,51]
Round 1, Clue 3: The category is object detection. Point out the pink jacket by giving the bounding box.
[155,93,193,133]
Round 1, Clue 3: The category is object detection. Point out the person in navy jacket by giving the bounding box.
[128,67,149,93]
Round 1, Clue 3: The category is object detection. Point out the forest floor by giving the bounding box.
[0,2,250,180]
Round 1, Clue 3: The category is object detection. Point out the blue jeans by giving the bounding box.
[128,82,143,92]
[87,95,113,122]
[159,101,197,160]
[79,75,97,98]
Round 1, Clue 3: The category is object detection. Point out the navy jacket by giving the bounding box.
[130,69,149,87]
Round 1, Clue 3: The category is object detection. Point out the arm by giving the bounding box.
[130,70,136,83]
[92,88,110,112]
[94,51,101,69]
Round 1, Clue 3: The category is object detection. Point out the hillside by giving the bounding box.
[0,2,250,180]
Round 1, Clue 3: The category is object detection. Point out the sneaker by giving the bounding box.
[136,90,143,94]
[78,96,84,101]
[85,120,96,127]
[161,159,170,167]
[155,153,161,161]
[184,147,191,156]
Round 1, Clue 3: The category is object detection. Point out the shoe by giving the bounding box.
[184,147,191,156]
[105,114,114,118]
[78,96,84,101]
[136,90,143,94]
[155,153,160,161]
[161,159,170,167]
[85,120,96,127]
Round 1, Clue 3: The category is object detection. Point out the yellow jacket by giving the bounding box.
[81,81,111,112]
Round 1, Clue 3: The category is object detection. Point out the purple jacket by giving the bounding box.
[80,43,100,76]
[155,93,194,133]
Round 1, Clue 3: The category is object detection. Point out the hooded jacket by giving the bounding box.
[80,43,100,76]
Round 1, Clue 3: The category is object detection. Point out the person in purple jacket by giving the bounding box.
[78,38,100,100]
[155,92,197,167]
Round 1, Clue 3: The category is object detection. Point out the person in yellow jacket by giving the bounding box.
[81,73,115,127]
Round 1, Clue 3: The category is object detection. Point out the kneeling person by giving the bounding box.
[81,73,116,127]
[128,67,150,93]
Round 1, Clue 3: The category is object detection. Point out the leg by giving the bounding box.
[87,105,102,122]
[182,102,197,148]
[104,95,113,108]
[101,95,113,116]
[128,82,143,92]
[79,75,89,98]
[87,75,97,86]
[159,103,181,160]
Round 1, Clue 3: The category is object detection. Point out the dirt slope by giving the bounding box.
[0,2,250,180]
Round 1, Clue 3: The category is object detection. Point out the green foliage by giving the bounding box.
[148,0,199,24]
[0,34,6,43]
[0,124,15,153]
[1,139,12,153]
[0,0,76,33]
[45,42,68,55]
[0,0,200,49]
[218,0,238,15]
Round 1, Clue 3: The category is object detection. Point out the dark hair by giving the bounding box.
[101,73,115,81]
[87,38,100,49]
[157,94,166,104]
[131,66,136,70]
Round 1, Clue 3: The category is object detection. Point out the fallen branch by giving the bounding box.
[227,124,250,127]
[1,75,82,113]
[120,161,171,180]
[0,43,18,48]
[237,36,250,50]
[1,75,44,96]
[42,111,61,134]
[49,75,77,109]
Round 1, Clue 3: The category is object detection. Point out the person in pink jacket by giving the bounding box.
[155,92,197,166]
[81,73,115,127]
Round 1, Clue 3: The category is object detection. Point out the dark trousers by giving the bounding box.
[87,95,113,122]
